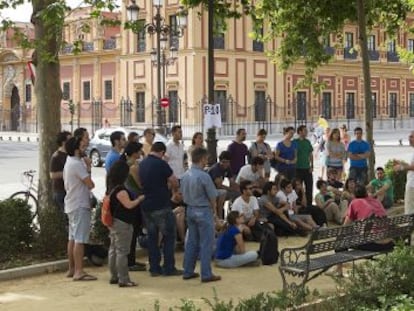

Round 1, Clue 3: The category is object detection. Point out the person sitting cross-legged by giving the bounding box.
[215,211,260,268]
[366,167,394,209]
[315,180,343,225]
[236,156,266,196]
[231,180,264,241]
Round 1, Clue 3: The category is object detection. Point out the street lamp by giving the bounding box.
[127,0,187,134]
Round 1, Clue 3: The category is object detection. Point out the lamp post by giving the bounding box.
[127,0,187,134]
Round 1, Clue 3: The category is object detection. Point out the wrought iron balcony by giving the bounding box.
[82,42,94,52]
[387,51,399,63]
[368,50,379,61]
[103,39,116,50]
[344,47,358,59]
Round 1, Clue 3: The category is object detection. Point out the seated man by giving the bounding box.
[366,167,394,209]
[315,180,343,225]
[236,156,266,196]
[326,167,343,205]
[208,151,240,219]
[231,180,263,241]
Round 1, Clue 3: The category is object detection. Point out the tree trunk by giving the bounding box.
[357,0,375,181]
[32,0,62,212]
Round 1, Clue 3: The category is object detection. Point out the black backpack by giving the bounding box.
[259,224,279,265]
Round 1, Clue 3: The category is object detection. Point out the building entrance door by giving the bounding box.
[11,86,20,131]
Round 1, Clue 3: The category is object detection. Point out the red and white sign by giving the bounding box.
[160,97,169,108]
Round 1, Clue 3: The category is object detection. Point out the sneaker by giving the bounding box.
[129,264,146,272]
[201,275,221,283]
[183,272,200,280]
[163,269,184,276]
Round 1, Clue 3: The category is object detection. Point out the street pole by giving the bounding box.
[155,5,163,134]
[206,0,217,166]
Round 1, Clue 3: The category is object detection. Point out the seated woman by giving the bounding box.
[293,178,327,227]
[315,180,343,225]
[340,178,356,212]
[215,211,259,268]
[276,179,319,232]
[334,184,394,276]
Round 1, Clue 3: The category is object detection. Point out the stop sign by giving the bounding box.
[160,97,169,108]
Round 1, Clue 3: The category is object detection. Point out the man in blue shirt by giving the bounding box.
[104,130,126,172]
[347,127,370,185]
[139,142,182,277]
[181,147,221,283]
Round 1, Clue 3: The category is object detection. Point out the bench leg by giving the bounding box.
[279,267,308,297]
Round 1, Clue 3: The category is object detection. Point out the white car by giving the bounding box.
[87,127,168,167]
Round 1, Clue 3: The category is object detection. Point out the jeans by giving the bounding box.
[142,208,177,275]
[349,167,368,185]
[67,207,91,244]
[53,191,66,212]
[108,218,133,283]
[295,168,313,205]
[215,251,258,268]
[183,206,215,280]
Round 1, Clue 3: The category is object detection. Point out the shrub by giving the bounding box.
[0,198,34,261]
[328,244,414,311]
[384,159,407,202]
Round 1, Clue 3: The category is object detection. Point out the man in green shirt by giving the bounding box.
[294,125,314,205]
[367,167,394,209]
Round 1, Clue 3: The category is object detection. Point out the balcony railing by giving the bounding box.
[103,39,116,50]
[61,44,73,54]
[387,51,399,63]
[324,46,335,56]
[368,50,379,61]
[344,47,358,59]
[82,42,94,52]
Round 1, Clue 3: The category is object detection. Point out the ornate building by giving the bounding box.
[1,1,414,135]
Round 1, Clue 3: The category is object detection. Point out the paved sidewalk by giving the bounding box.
[0,237,337,311]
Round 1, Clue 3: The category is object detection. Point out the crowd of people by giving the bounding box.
[48,123,413,286]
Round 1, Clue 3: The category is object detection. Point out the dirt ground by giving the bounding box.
[0,236,339,311]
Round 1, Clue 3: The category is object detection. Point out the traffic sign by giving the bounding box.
[160,97,169,108]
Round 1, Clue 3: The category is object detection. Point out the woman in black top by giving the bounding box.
[107,160,144,287]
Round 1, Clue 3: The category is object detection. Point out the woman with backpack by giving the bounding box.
[215,211,259,268]
[106,160,145,287]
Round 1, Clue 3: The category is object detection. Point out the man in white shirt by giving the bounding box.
[64,128,96,281]
[236,156,265,195]
[165,125,186,179]
[231,180,262,240]
[394,131,414,214]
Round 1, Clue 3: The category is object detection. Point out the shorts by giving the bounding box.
[67,207,92,244]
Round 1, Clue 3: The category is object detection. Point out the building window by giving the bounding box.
[367,35,375,50]
[25,84,32,103]
[82,81,91,101]
[388,40,396,53]
[389,92,397,118]
[135,92,145,122]
[168,90,179,123]
[252,26,264,52]
[136,20,146,52]
[213,18,225,49]
[296,92,307,122]
[62,82,70,100]
[345,32,354,48]
[321,92,332,119]
[372,93,377,119]
[410,93,414,117]
[104,80,113,100]
[214,90,227,122]
[169,15,179,50]
[345,92,355,119]
[408,39,414,53]
[254,91,266,121]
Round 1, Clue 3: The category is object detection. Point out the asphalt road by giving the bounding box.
[0,136,413,201]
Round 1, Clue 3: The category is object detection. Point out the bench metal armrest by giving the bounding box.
[280,245,309,269]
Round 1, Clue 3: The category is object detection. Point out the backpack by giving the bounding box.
[101,186,121,227]
[259,224,279,265]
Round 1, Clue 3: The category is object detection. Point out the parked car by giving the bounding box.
[86,127,168,167]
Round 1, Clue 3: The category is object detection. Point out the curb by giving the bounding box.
[0,259,68,282]
[0,135,39,143]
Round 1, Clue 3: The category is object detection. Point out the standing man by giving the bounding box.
[347,127,370,185]
[181,147,221,282]
[139,142,182,276]
[394,131,414,214]
[142,128,155,156]
[165,125,186,179]
[50,130,71,212]
[105,130,126,172]
[63,131,97,281]
[294,125,314,205]
[227,128,249,176]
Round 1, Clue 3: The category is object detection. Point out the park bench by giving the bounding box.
[279,213,414,293]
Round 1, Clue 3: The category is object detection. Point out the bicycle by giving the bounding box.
[10,169,39,225]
